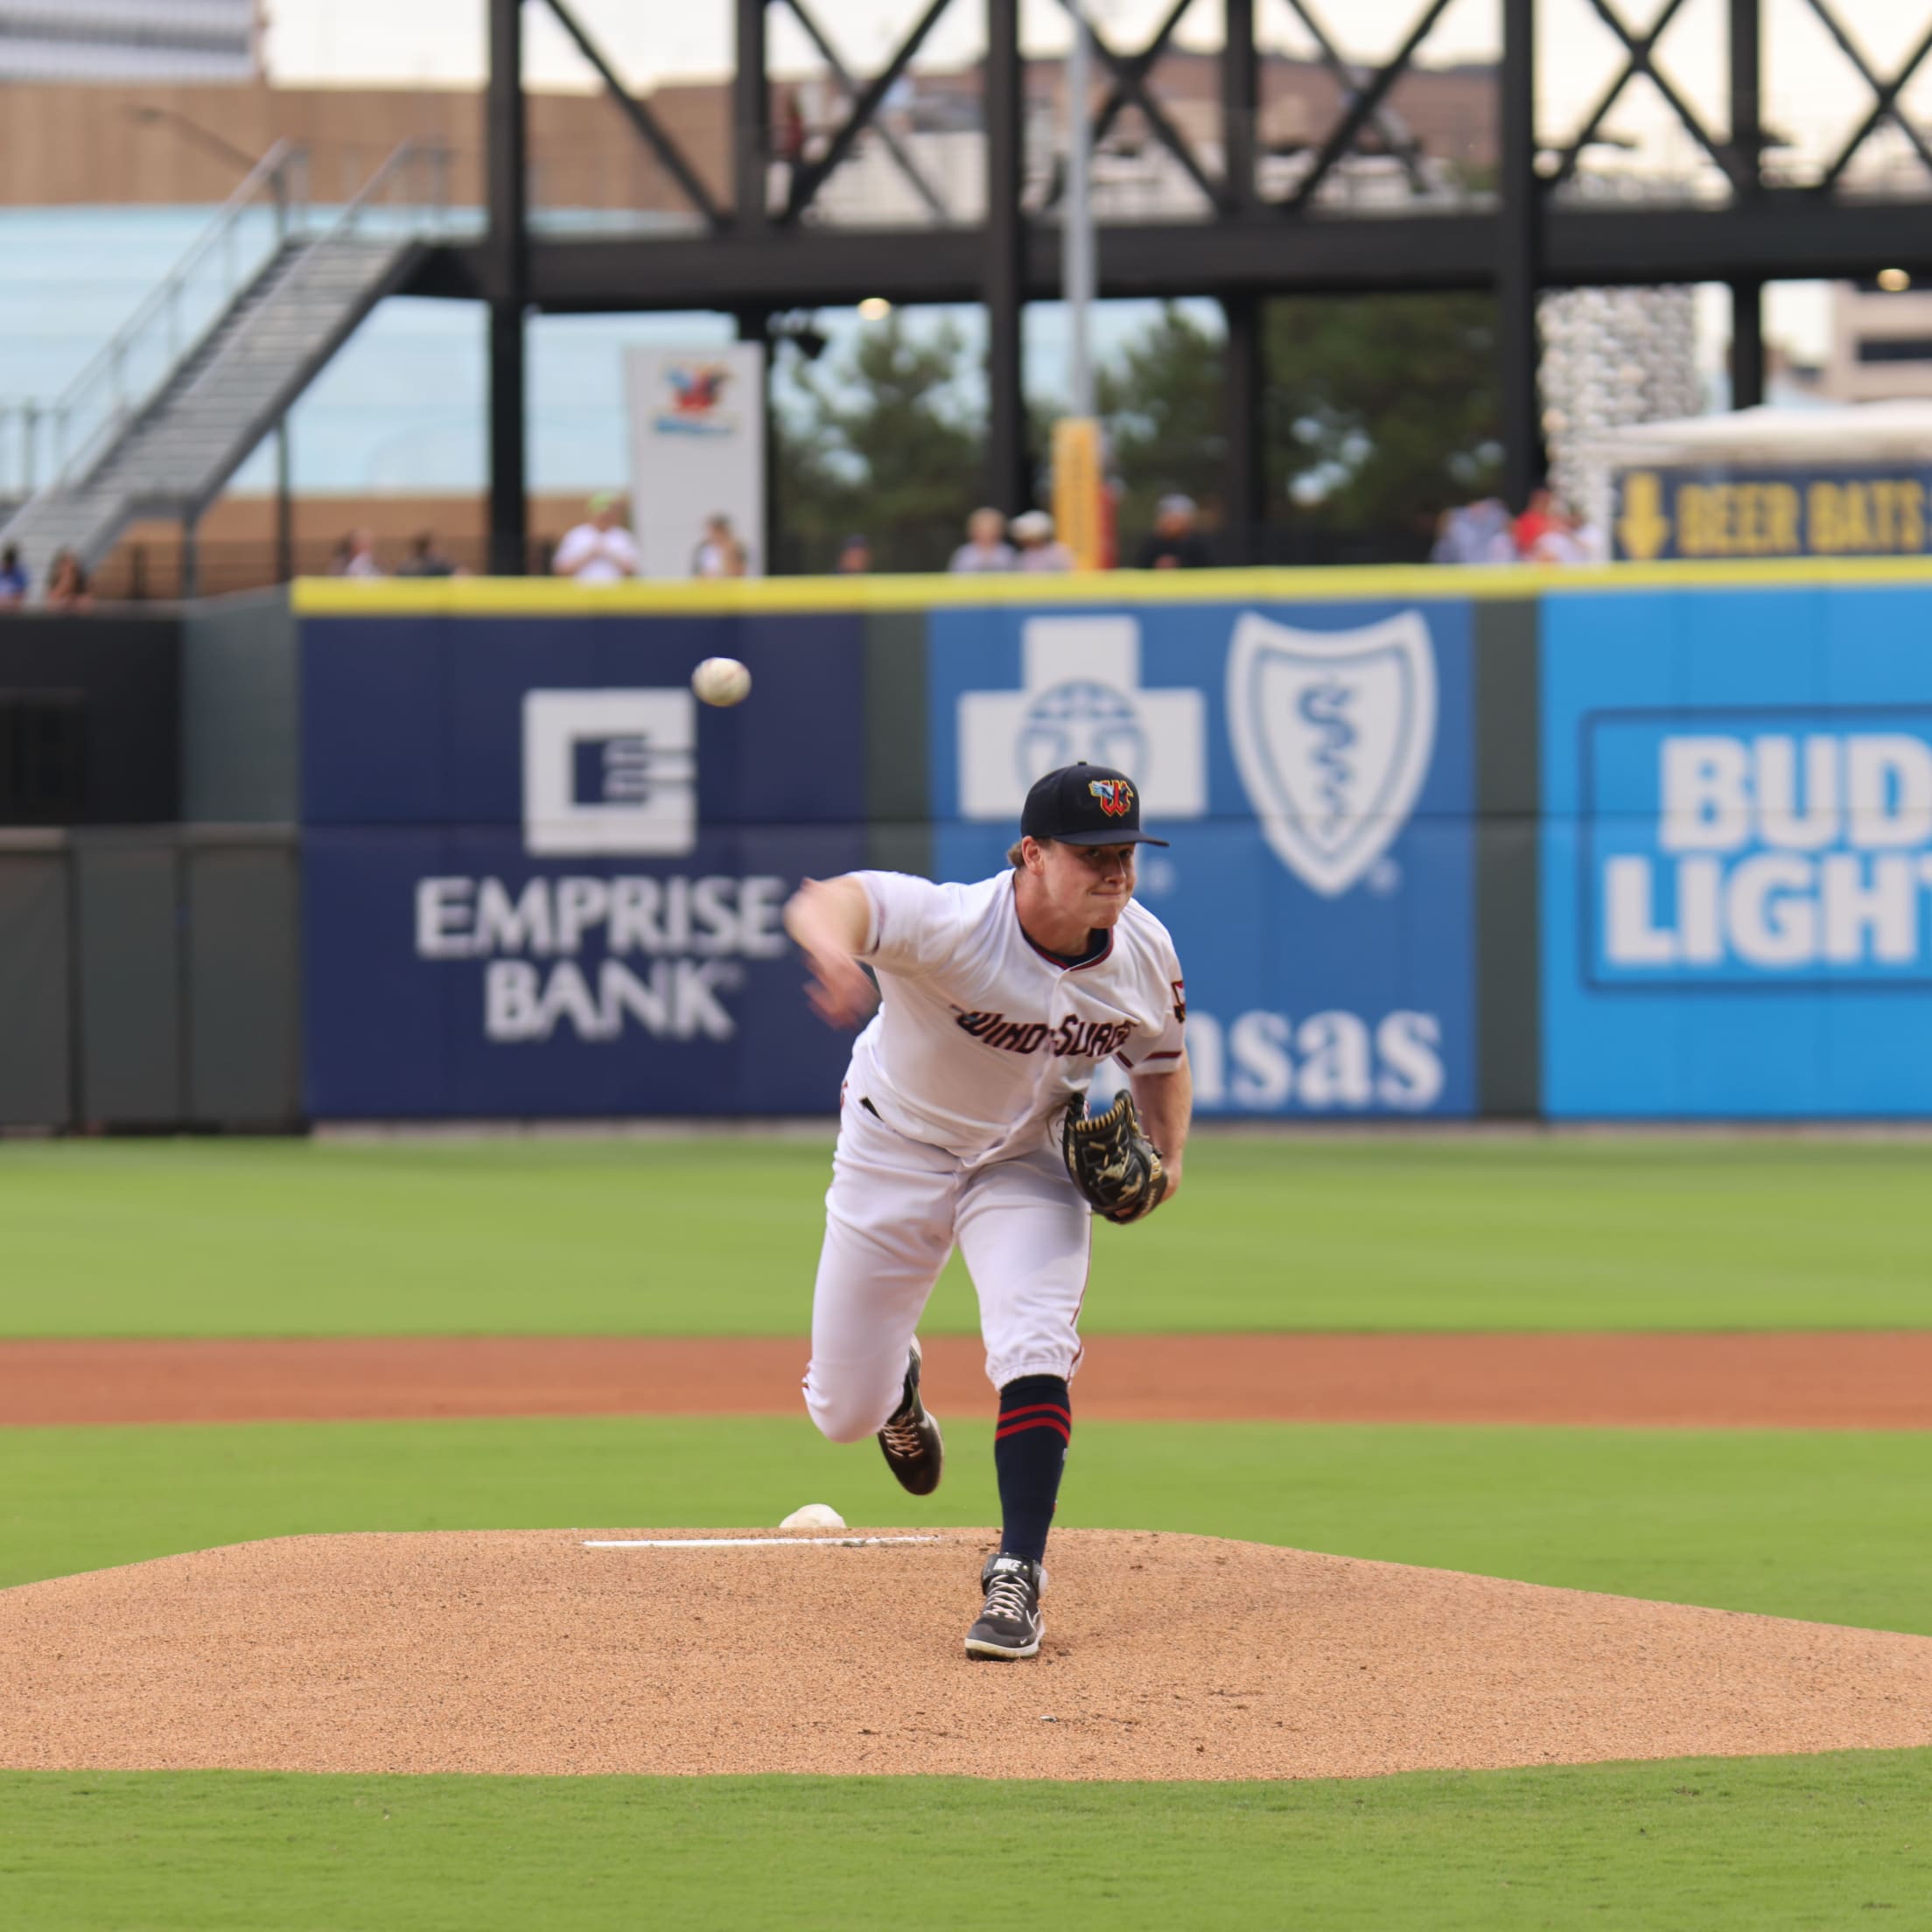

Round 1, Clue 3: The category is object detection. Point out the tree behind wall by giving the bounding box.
[1265,292,1502,556]
[772,295,1503,570]
[1095,295,1503,564]
[773,314,987,573]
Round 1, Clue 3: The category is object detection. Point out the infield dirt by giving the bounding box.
[4,1529,1931,1782]
[6,1331,1932,1427]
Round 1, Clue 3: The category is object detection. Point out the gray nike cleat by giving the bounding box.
[964,1552,1045,1660]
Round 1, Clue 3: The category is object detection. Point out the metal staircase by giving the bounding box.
[2,141,442,588]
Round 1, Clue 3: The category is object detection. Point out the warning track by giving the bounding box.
[4,1331,1930,1429]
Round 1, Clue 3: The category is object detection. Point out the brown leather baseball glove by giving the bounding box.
[1061,1091,1167,1225]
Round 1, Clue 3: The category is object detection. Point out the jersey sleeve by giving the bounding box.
[851,871,968,979]
[1125,932,1187,1074]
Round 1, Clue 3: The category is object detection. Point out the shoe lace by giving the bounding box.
[879,1406,924,1458]
[983,1565,1033,1622]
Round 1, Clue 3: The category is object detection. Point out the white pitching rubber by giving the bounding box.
[582,1535,948,1550]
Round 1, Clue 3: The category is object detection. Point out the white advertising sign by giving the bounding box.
[624,343,766,578]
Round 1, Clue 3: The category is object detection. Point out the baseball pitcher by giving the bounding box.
[784,762,1191,1659]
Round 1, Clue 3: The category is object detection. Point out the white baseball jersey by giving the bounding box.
[844,869,1186,1167]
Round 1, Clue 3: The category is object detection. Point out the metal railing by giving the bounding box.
[29,141,310,502]
[2,139,454,508]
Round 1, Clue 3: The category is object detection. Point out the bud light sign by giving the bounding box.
[1588,716,1932,984]
[1543,585,1932,1116]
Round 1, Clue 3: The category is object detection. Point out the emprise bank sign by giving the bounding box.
[926,599,1478,1117]
[1543,584,1932,1116]
[299,614,864,1117]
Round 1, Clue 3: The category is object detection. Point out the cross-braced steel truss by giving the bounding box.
[461,0,1932,570]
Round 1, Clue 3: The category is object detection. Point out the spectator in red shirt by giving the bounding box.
[1513,486,1555,558]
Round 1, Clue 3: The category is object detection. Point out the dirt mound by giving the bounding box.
[4,1530,1930,1782]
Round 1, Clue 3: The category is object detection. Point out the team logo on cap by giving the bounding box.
[1088,777,1134,818]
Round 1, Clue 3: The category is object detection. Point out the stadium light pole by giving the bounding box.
[1052,0,1107,569]
[1064,0,1096,422]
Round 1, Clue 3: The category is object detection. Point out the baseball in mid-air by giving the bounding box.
[780,1503,846,1531]
[691,656,752,706]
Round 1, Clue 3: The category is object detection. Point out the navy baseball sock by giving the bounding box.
[994,1374,1071,1566]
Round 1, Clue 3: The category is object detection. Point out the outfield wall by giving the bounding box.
[5,562,1932,1126]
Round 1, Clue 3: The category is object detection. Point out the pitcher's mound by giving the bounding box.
[4,1529,1930,1782]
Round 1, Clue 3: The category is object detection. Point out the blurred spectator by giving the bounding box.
[1134,494,1211,570]
[44,549,93,612]
[775,88,808,177]
[948,507,1016,573]
[0,544,26,608]
[555,493,640,581]
[1512,486,1556,558]
[1528,501,1607,565]
[396,531,455,578]
[1430,499,1516,564]
[1011,509,1074,573]
[881,70,915,142]
[331,529,382,578]
[691,513,748,578]
[836,534,872,574]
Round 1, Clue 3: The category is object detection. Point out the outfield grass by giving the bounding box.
[5,1135,1932,1336]
[4,1754,1929,1931]
[4,1414,1927,1634]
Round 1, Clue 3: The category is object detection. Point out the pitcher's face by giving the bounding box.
[1039,838,1137,927]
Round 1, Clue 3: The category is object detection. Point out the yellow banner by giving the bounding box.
[1052,417,1105,571]
[1615,466,1932,561]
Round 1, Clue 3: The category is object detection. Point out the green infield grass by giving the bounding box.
[5,1134,1932,1336]
[3,1754,1928,1931]
[4,1415,1928,1634]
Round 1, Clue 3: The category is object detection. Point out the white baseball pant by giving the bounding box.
[803,1092,1091,1443]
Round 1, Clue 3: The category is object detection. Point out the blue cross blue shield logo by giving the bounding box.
[1226,610,1438,896]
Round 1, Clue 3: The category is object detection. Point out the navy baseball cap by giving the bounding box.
[1020,763,1169,848]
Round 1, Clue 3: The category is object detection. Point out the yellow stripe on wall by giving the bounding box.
[290,554,1932,619]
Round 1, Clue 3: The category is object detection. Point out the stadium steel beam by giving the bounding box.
[735,0,768,232]
[485,0,528,576]
[779,0,951,222]
[780,0,955,226]
[1577,0,1746,192]
[738,310,776,570]
[1040,0,1196,211]
[540,0,724,231]
[1498,0,1541,509]
[1221,0,1257,209]
[1220,0,1263,554]
[1547,0,1690,189]
[438,0,1932,457]
[1277,0,1430,193]
[1222,293,1264,562]
[414,190,1932,313]
[1053,0,1229,213]
[1805,0,1932,189]
[1729,0,1765,410]
[1286,0,1454,212]
[985,0,1027,514]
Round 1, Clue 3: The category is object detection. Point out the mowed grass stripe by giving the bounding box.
[3,1754,1929,1931]
[3,1415,1928,1634]
[6,1137,1932,1336]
